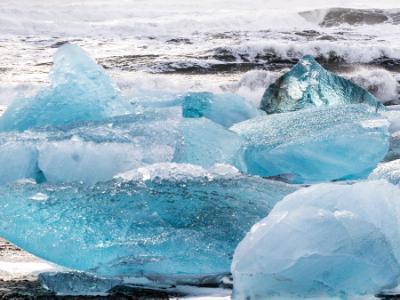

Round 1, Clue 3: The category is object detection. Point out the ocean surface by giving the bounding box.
[1,0,400,111]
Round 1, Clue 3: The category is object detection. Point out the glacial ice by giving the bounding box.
[39,272,124,296]
[0,44,131,131]
[369,160,400,185]
[0,109,244,185]
[260,55,383,114]
[232,180,400,299]
[387,132,400,161]
[0,141,40,185]
[0,163,296,283]
[173,118,244,168]
[231,104,389,183]
[182,92,260,127]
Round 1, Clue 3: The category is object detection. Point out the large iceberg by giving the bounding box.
[0,107,244,185]
[232,180,400,299]
[260,55,383,114]
[369,159,400,185]
[0,44,131,131]
[182,92,260,127]
[0,163,296,286]
[231,104,389,183]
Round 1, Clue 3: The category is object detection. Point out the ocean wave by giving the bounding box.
[97,40,400,75]
[340,67,400,105]
[210,41,400,67]
[221,70,283,107]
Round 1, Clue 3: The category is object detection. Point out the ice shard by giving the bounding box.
[260,55,383,114]
[231,104,389,183]
[232,180,400,299]
[369,159,400,185]
[182,92,260,127]
[0,44,131,131]
[0,163,296,283]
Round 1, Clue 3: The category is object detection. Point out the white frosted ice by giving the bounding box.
[115,163,240,182]
[369,160,400,185]
[0,142,39,185]
[38,139,147,185]
[232,180,400,299]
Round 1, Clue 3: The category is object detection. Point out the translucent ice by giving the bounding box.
[260,55,383,114]
[173,118,244,169]
[231,104,389,183]
[0,163,296,283]
[0,109,244,185]
[369,159,400,185]
[232,180,400,299]
[0,140,40,185]
[39,272,123,296]
[0,44,131,131]
[182,92,260,127]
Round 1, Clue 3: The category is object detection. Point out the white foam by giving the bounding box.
[342,67,399,104]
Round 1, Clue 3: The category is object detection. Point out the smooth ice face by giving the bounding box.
[173,118,245,169]
[232,181,400,299]
[36,109,182,185]
[0,140,40,185]
[0,44,131,131]
[260,55,383,114]
[231,104,390,183]
[0,109,244,185]
[0,163,296,282]
[369,160,400,185]
[182,92,260,127]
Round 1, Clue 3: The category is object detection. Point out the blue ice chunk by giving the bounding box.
[232,180,400,299]
[0,108,181,185]
[0,163,296,284]
[174,118,245,169]
[182,92,260,127]
[0,140,40,185]
[231,104,390,183]
[0,109,244,185]
[0,44,131,131]
[260,55,383,114]
[39,272,123,296]
[369,159,400,185]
